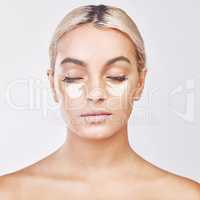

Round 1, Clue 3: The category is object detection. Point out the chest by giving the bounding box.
[16,180,158,200]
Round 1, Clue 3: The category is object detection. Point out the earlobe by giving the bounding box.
[47,68,54,78]
[53,92,59,103]
[133,96,140,101]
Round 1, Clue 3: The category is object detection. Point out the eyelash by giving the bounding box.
[63,75,127,83]
[106,75,127,82]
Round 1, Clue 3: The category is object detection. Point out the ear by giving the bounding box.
[47,68,59,103]
[133,67,148,101]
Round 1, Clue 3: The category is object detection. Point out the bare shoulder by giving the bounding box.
[0,173,20,199]
[0,157,50,199]
[147,164,200,200]
[138,159,200,200]
[162,172,200,200]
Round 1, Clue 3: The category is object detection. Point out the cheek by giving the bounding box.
[105,81,129,112]
[59,83,85,112]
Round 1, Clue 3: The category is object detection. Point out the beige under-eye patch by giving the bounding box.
[65,82,84,99]
[63,78,128,98]
[106,80,128,96]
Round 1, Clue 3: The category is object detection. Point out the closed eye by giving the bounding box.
[106,75,127,82]
[63,77,83,83]
[63,75,128,83]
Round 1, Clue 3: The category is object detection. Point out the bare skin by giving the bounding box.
[0,143,200,200]
[0,23,200,199]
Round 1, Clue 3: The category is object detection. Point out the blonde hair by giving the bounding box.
[49,4,146,73]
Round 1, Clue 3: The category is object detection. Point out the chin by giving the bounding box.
[79,126,117,140]
[63,111,128,140]
[68,118,125,140]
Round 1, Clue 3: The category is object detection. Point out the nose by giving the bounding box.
[86,77,107,103]
[87,88,105,103]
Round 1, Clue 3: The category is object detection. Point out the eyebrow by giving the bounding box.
[60,56,131,67]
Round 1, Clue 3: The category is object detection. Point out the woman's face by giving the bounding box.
[50,23,147,139]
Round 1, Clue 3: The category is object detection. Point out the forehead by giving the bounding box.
[56,23,136,63]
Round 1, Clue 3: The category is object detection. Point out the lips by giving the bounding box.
[80,111,112,117]
[80,111,112,123]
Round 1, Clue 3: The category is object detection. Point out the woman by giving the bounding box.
[0,4,200,199]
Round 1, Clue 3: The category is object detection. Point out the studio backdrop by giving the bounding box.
[0,0,199,182]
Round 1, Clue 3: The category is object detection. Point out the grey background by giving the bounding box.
[0,0,199,182]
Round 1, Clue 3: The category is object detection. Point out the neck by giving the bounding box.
[56,124,135,172]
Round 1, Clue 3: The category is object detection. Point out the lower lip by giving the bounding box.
[81,114,112,123]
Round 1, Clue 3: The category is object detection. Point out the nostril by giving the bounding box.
[86,88,106,102]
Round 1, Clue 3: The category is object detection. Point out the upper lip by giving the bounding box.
[80,111,112,117]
